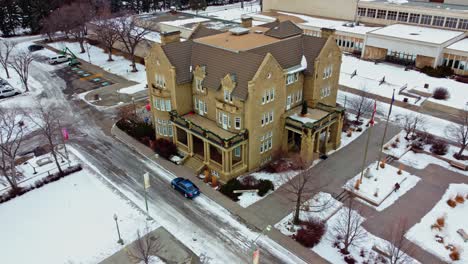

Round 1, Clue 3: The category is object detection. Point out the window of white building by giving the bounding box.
[420,15,432,25]
[409,13,420,24]
[387,11,397,20]
[377,10,387,19]
[445,17,458,29]
[432,16,445,27]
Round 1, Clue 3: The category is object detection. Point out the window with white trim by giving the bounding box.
[296,90,302,102]
[195,78,203,91]
[432,16,444,27]
[286,72,299,85]
[153,97,171,112]
[397,12,408,22]
[261,111,274,126]
[235,117,241,130]
[376,10,386,19]
[387,11,397,21]
[234,146,241,157]
[367,9,376,18]
[323,65,333,79]
[320,86,331,99]
[156,118,173,137]
[224,89,232,103]
[420,15,432,25]
[409,13,420,24]
[155,74,166,88]
[260,131,273,153]
[261,88,275,104]
[357,7,366,17]
[458,19,468,30]
[445,17,458,29]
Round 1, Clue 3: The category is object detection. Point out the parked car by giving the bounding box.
[171,177,200,199]
[28,44,43,52]
[48,55,69,65]
[0,86,20,99]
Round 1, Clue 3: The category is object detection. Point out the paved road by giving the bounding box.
[24,47,301,264]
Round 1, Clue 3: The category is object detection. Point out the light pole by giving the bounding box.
[113,214,124,245]
[143,172,152,221]
[25,161,37,174]
[132,97,137,117]
[251,225,272,263]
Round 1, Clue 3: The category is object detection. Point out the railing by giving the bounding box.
[170,111,248,149]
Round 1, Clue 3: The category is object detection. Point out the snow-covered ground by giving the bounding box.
[238,113,370,208]
[345,161,420,211]
[275,192,342,236]
[0,146,158,264]
[186,1,261,22]
[338,90,461,141]
[406,183,468,263]
[48,41,147,95]
[399,151,468,177]
[340,55,468,110]
[313,205,418,264]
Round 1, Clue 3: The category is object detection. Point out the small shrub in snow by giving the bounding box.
[153,138,177,159]
[430,140,448,155]
[356,127,363,132]
[455,194,465,204]
[257,180,274,196]
[219,178,274,200]
[421,66,453,78]
[379,160,386,169]
[411,140,424,151]
[432,87,450,100]
[344,255,356,264]
[360,248,366,258]
[294,219,326,248]
[436,216,445,227]
[391,141,398,148]
[435,235,444,243]
[447,199,457,208]
[241,175,259,187]
[449,248,460,261]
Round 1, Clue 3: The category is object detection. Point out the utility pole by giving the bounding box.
[359,100,376,183]
[376,89,395,170]
[143,172,152,220]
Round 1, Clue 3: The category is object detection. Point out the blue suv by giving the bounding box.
[171,177,200,199]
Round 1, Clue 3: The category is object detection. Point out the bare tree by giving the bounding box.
[347,89,374,122]
[385,218,414,264]
[67,0,97,53]
[0,40,17,78]
[115,14,149,72]
[399,113,425,140]
[0,107,25,191]
[446,109,468,159]
[126,228,162,264]
[29,104,64,175]
[8,51,34,92]
[281,158,328,225]
[93,15,120,61]
[332,198,366,253]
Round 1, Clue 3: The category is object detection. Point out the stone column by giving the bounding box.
[204,141,209,164]
[300,129,314,165]
[188,133,194,156]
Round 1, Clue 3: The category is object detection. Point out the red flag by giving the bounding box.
[62,128,69,140]
[145,103,151,112]
[252,248,260,264]
[369,100,377,126]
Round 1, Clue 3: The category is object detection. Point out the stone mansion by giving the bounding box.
[145,19,344,182]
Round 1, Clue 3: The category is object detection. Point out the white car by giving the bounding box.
[48,55,69,64]
[0,86,20,99]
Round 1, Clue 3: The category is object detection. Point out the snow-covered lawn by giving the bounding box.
[338,90,461,141]
[275,192,342,236]
[313,206,419,264]
[0,147,157,264]
[340,55,468,110]
[0,146,76,194]
[48,41,147,94]
[399,151,468,177]
[345,161,420,210]
[406,183,468,263]
[186,1,261,22]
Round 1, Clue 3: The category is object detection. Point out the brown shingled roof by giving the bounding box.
[302,35,327,75]
[248,35,303,70]
[191,42,264,100]
[264,20,303,39]
[189,24,223,40]
[161,41,193,84]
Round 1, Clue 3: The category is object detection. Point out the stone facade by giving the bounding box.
[145,28,344,183]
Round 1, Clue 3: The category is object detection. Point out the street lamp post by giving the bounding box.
[251,225,272,264]
[132,97,137,117]
[113,214,124,245]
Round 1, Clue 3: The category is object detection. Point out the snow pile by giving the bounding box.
[289,113,317,124]
[186,1,261,22]
[406,183,468,263]
[0,153,158,264]
[345,161,420,209]
[340,55,468,110]
[160,17,210,28]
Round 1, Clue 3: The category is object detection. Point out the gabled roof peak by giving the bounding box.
[264,20,303,39]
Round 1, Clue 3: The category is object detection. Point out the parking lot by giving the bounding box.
[55,66,115,94]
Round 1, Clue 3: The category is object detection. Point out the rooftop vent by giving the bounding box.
[410,33,419,36]
[254,30,263,34]
[229,27,250,36]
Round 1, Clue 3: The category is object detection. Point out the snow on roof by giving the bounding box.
[289,113,317,124]
[446,38,468,53]
[160,17,210,28]
[278,12,380,35]
[369,24,465,44]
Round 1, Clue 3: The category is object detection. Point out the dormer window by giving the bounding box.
[224,89,232,103]
[286,72,299,85]
[195,78,203,91]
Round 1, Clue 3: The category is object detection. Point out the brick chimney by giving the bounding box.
[241,17,253,28]
[320,27,336,39]
[161,30,181,45]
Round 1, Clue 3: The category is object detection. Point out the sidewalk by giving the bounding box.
[100,226,199,264]
[111,124,328,264]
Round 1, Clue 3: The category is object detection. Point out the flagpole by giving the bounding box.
[376,89,395,170]
[359,100,376,183]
